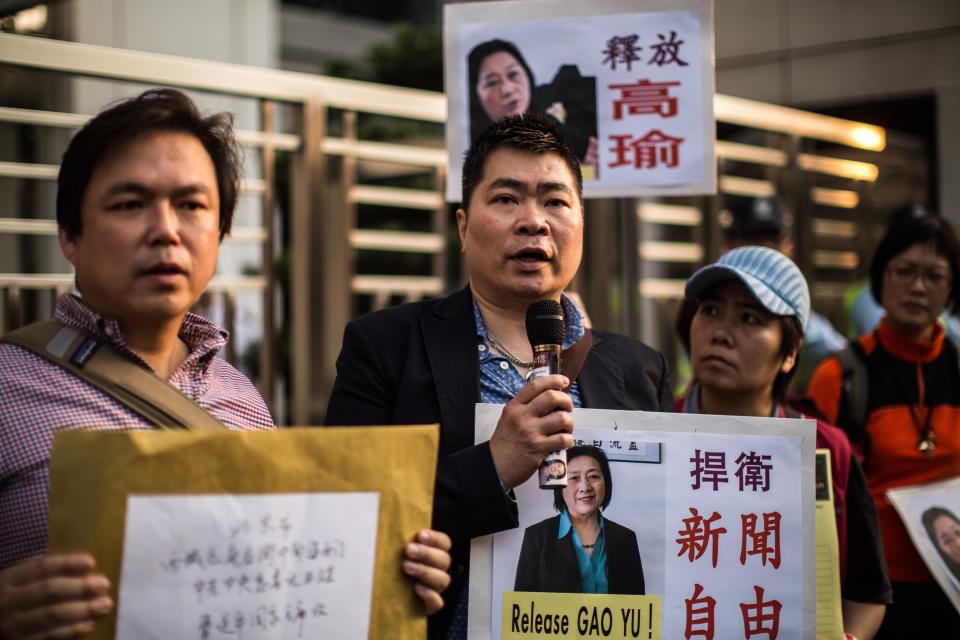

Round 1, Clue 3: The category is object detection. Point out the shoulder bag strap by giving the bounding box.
[561,328,593,382]
[2,320,226,431]
[835,343,868,430]
[834,340,871,463]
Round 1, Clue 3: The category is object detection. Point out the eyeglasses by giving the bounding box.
[886,264,953,291]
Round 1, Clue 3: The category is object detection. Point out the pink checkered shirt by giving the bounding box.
[0,294,275,570]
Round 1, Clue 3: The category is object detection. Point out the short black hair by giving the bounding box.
[467,39,535,144]
[57,88,241,241]
[461,112,582,209]
[552,446,613,512]
[676,291,804,402]
[869,213,960,314]
[922,506,960,579]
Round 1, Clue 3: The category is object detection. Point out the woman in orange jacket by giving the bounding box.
[808,213,960,637]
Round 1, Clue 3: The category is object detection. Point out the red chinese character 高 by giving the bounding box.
[608,79,681,119]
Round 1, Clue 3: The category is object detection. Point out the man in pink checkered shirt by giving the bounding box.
[0,89,451,639]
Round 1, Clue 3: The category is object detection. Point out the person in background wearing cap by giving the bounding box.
[808,214,960,638]
[675,246,891,640]
[845,203,960,342]
[720,196,846,390]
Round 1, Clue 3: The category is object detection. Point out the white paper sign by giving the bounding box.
[888,476,960,614]
[116,493,380,640]
[469,406,816,639]
[444,0,716,201]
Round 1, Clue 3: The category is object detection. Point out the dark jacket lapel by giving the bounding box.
[544,516,585,592]
[420,286,481,453]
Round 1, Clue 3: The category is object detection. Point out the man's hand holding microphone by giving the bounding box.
[489,300,572,490]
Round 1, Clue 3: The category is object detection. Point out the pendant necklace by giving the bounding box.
[895,353,937,458]
[912,403,937,458]
[907,376,936,458]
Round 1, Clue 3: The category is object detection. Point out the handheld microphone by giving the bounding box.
[526,299,565,379]
[526,300,567,488]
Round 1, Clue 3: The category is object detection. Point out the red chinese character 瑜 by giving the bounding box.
[608,130,684,170]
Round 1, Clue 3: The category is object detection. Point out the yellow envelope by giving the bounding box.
[48,425,439,640]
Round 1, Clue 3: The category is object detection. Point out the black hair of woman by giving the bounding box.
[467,39,536,144]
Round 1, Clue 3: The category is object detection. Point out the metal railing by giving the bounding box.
[0,31,446,425]
[1,31,911,419]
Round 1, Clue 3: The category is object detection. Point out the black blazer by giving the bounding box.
[325,286,671,635]
[514,514,645,594]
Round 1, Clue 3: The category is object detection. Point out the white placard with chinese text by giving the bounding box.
[469,407,816,640]
[115,493,380,640]
[444,0,715,201]
[888,477,960,614]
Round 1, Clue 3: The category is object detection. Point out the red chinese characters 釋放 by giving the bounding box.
[602,31,690,69]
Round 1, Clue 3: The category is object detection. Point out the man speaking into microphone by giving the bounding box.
[325,114,672,639]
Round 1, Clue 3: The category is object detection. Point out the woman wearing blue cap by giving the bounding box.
[675,246,891,640]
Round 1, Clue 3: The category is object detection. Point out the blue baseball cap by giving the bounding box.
[684,246,811,331]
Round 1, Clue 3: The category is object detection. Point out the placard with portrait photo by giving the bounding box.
[444,0,715,202]
[470,406,817,640]
[888,476,960,614]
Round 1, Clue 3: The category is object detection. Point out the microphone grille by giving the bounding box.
[526,299,565,347]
